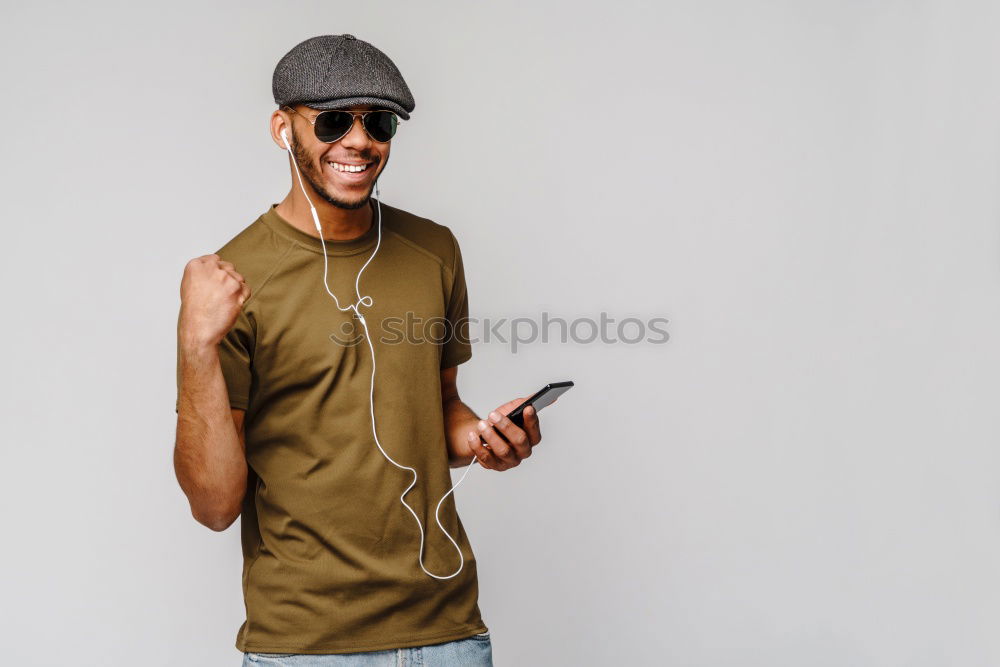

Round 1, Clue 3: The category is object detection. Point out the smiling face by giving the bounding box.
[283,103,391,210]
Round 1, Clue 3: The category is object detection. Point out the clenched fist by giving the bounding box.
[178,254,250,349]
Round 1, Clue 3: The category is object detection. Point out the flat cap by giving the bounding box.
[273,34,415,120]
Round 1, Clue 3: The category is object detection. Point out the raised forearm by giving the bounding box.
[443,395,481,468]
[174,339,247,530]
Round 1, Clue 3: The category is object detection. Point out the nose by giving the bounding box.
[340,115,373,148]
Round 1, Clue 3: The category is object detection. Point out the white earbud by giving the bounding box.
[280,127,292,150]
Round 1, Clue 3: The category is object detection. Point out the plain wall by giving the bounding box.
[1,1,999,665]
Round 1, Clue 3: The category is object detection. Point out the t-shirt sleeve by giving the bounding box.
[440,230,473,369]
[175,308,255,413]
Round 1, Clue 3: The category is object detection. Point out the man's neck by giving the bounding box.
[275,193,373,241]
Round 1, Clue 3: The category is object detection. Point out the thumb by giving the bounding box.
[497,397,529,416]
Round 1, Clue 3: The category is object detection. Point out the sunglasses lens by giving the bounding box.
[364,111,397,142]
[314,111,354,142]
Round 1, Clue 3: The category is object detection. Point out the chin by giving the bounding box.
[327,186,374,209]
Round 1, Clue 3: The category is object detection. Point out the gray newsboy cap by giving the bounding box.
[272,34,415,120]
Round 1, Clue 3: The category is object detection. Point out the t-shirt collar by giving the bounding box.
[261,199,382,256]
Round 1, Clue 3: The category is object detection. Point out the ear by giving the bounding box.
[270,108,293,150]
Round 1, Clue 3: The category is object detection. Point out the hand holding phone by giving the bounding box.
[467,381,575,471]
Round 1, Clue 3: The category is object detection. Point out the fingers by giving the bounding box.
[216,260,243,282]
[190,254,245,287]
[496,396,529,415]
[521,405,542,446]
[218,270,247,308]
[210,257,248,300]
[220,268,244,286]
[238,280,251,306]
[468,396,547,472]
[487,409,533,460]
[474,419,520,470]
[467,430,506,471]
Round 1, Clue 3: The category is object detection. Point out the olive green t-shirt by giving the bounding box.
[175,200,486,654]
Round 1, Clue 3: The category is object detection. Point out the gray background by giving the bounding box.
[1,1,999,665]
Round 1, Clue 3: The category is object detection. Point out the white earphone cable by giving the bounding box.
[282,132,475,580]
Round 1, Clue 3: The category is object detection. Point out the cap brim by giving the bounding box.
[303,96,410,120]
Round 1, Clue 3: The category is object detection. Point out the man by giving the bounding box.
[173,34,545,665]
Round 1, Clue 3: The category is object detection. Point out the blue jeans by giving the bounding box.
[241,631,493,666]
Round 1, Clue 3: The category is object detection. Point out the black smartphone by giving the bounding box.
[507,381,575,429]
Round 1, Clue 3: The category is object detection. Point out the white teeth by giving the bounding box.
[330,162,369,173]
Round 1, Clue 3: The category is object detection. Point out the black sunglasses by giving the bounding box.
[283,105,399,144]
